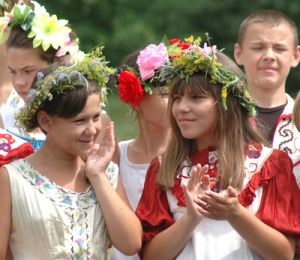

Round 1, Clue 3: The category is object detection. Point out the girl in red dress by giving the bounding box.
[136,36,300,260]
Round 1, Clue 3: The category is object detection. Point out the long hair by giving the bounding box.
[158,73,265,190]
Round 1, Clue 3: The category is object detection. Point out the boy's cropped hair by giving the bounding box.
[237,10,299,47]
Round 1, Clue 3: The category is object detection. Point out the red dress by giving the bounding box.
[136,145,300,258]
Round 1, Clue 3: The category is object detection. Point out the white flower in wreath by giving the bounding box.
[28,2,71,51]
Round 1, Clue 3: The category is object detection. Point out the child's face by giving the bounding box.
[46,94,102,157]
[136,86,169,129]
[7,47,49,101]
[234,22,300,92]
[172,88,217,150]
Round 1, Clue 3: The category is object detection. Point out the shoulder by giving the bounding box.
[282,93,295,114]
[118,139,133,150]
[260,148,293,179]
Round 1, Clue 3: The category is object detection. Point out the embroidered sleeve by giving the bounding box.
[239,149,300,236]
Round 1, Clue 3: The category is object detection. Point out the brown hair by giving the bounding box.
[237,10,299,48]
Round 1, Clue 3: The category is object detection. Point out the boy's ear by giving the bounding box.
[291,45,300,68]
[233,43,243,65]
[37,111,53,133]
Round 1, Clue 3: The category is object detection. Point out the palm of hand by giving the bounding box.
[85,123,115,178]
[184,164,210,219]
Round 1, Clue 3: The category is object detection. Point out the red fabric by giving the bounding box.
[239,149,300,236]
[171,147,215,207]
[136,147,300,247]
[0,142,34,167]
[135,157,175,243]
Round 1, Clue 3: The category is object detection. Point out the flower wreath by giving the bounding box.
[158,35,256,116]
[0,0,79,58]
[116,42,169,108]
[16,46,115,132]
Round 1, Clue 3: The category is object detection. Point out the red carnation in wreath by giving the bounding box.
[117,70,144,108]
[169,38,191,50]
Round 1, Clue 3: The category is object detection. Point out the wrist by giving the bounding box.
[227,203,245,223]
[184,211,203,227]
[87,171,107,182]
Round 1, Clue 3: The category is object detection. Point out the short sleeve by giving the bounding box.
[135,157,175,243]
[239,149,300,236]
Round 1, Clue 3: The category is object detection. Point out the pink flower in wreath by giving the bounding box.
[137,43,169,81]
[117,70,144,108]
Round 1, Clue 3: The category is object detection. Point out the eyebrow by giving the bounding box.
[8,65,37,70]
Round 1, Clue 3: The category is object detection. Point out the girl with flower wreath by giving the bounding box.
[135,36,300,259]
[0,50,142,259]
[0,0,111,151]
[111,43,171,260]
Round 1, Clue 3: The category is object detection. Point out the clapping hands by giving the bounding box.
[184,164,241,222]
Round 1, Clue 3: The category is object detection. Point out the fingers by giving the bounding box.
[201,174,210,190]
[226,186,238,197]
[187,164,209,190]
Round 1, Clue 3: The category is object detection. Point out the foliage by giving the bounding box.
[37,0,300,96]
[36,0,300,140]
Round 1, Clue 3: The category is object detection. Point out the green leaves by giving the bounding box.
[10,4,33,31]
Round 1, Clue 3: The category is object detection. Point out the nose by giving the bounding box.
[176,97,191,112]
[13,73,27,89]
[84,120,98,136]
[263,48,275,61]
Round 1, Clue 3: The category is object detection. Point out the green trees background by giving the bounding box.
[1,0,299,139]
[37,0,300,96]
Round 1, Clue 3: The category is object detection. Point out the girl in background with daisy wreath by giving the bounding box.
[111,42,171,260]
[0,0,111,151]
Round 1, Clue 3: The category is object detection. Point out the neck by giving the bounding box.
[248,86,287,108]
[130,123,170,164]
[31,144,83,170]
[28,145,89,192]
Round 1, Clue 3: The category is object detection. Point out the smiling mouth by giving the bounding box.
[80,140,93,143]
[259,67,277,71]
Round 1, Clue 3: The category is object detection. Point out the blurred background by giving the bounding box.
[2,0,300,140]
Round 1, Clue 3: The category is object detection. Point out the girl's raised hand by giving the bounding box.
[183,163,210,221]
[85,122,115,180]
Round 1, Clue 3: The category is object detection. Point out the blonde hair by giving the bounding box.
[293,92,300,130]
